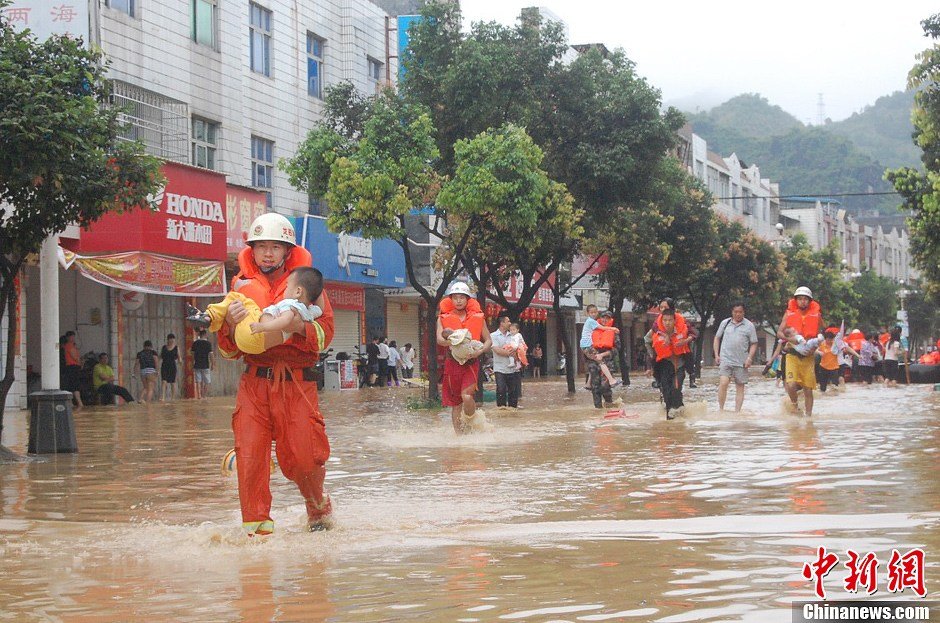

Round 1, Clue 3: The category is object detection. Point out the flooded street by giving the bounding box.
[1,374,938,622]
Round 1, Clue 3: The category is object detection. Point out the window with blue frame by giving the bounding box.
[307,33,324,98]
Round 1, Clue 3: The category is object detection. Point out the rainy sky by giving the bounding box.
[460,0,939,123]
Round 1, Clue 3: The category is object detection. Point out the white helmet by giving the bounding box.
[246,213,296,247]
[793,286,813,299]
[447,282,472,297]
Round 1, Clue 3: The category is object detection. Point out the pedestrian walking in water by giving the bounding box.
[883,327,904,387]
[215,212,335,535]
[437,282,491,433]
[713,302,758,412]
[133,340,160,403]
[648,308,693,420]
[777,286,823,416]
[160,334,180,401]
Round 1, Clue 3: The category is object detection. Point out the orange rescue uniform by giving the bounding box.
[783,298,822,339]
[438,297,485,407]
[217,246,335,533]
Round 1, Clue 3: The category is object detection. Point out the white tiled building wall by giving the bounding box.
[96,0,395,217]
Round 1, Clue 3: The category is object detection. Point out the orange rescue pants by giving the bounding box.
[232,367,331,532]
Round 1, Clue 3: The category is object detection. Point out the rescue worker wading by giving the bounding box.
[217,213,335,535]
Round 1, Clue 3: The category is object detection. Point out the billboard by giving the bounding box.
[297,216,407,288]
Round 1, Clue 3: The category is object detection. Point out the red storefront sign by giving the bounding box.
[225,185,267,255]
[572,253,608,277]
[68,162,227,261]
[495,271,555,307]
[324,282,365,311]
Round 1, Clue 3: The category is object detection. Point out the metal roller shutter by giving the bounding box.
[330,309,361,358]
[385,300,421,374]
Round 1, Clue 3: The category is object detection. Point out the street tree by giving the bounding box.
[285,89,472,402]
[439,125,582,323]
[404,5,685,393]
[0,20,163,455]
[886,13,940,297]
[850,270,900,330]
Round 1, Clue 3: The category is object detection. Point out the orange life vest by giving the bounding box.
[920,351,940,365]
[439,297,485,340]
[592,318,617,350]
[846,330,866,353]
[230,245,316,366]
[655,312,691,355]
[784,298,821,339]
[879,332,890,348]
[652,327,687,362]
[64,343,81,367]
[818,341,839,370]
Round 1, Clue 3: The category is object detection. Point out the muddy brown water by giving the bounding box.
[1,373,938,622]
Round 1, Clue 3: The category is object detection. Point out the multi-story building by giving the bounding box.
[3,0,413,410]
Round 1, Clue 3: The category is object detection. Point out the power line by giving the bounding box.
[714,191,901,201]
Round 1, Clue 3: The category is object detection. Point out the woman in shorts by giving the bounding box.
[133,340,160,403]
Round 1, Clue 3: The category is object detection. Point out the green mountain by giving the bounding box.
[827,90,920,170]
[687,93,917,214]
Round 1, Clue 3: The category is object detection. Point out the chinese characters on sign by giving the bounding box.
[802,547,926,599]
[225,186,267,254]
[166,219,213,245]
[3,0,89,43]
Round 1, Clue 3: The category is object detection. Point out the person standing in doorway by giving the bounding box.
[160,334,180,401]
[132,340,160,403]
[215,212,335,535]
[191,329,214,399]
[377,337,390,387]
[366,337,380,386]
[386,340,401,387]
[530,343,543,379]
[713,302,758,412]
[61,331,84,409]
[400,343,415,379]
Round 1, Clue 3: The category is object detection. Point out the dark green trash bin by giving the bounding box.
[28,390,78,454]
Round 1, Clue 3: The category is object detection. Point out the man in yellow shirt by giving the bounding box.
[92,353,135,405]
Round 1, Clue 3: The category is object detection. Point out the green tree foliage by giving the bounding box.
[828,91,920,170]
[286,88,472,401]
[850,270,900,331]
[0,18,163,445]
[778,235,858,328]
[438,125,582,319]
[688,93,803,139]
[886,13,940,298]
[903,281,940,354]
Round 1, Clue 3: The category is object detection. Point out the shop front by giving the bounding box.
[296,216,409,381]
[49,162,228,400]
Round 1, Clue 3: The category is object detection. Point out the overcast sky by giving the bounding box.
[459,1,938,123]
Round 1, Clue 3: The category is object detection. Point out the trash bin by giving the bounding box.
[28,390,78,454]
[323,360,341,390]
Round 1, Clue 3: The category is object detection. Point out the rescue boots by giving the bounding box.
[306,495,334,532]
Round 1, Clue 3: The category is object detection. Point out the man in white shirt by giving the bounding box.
[377,337,390,387]
[713,302,758,412]
[490,315,521,408]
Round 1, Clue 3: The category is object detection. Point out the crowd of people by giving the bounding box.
[363,337,416,386]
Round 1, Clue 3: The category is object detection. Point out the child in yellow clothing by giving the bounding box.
[187,267,323,354]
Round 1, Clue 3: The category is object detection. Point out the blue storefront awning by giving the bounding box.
[295,216,408,288]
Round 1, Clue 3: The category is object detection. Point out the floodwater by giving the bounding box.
[1,373,938,622]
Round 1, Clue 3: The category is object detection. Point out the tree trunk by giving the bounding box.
[424,297,440,403]
[552,294,576,394]
[609,285,631,385]
[0,275,19,453]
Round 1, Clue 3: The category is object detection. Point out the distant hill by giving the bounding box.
[827,91,920,170]
[687,93,918,215]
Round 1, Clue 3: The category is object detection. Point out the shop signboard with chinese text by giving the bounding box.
[3,0,89,44]
[69,162,227,261]
[297,216,406,288]
[324,283,365,311]
[225,185,267,255]
[493,271,555,308]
